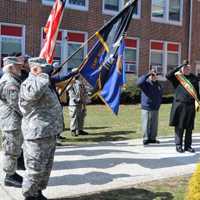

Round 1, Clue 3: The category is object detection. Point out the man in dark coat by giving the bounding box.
[166,61,200,153]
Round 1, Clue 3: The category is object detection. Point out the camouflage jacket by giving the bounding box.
[0,73,22,131]
[68,79,87,106]
[19,73,63,140]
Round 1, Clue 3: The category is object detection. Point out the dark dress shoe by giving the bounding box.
[150,140,160,144]
[57,135,66,140]
[79,130,89,135]
[143,140,150,145]
[25,196,37,200]
[176,146,184,153]
[4,172,23,188]
[71,130,79,137]
[185,147,195,153]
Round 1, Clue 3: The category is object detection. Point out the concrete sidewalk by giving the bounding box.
[1,134,200,200]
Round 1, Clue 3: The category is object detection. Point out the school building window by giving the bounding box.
[151,0,183,25]
[0,24,25,67]
[66,31,87,71]
[150,40,181,78]
[103,0,141,18]
[42,0,88,11]
[124,38,139,74]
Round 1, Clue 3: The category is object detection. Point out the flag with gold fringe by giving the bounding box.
[79,0,137,114]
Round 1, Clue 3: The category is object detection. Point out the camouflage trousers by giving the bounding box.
[2,130,23,175]
[68,105,86,131]
[22,136,56,198]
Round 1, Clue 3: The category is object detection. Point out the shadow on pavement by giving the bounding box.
[55,148,139,157]
[53,152,200,171]
[84,126,110,130]
[51,188,173,200]
[49,172,130,186]
[63,131,134,143]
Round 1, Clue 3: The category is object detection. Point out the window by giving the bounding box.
[150,41,164,75]
[67,0,88,10]
[124,38,139,74]
[169,0,181,21]
[104,0,120,12]
[54,42,62,63]
[41,29,87,69]
[42,0,88,11]
[150,40,181,78]
[0,24,25,67]
[69,0,86,6]
[152,0,165,18]
[151,0,183,25]
[66,31,87,71]
[13,0,27,2]
[167,43,180,72]
[67,43,84,70]
[103,0,141,18]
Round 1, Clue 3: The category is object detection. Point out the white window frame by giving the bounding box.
[63,30,88,71]
[166,41,181,72]
[13,0,27,2]
[102,0,124,15]
[124,37,139,76]
[42,0,89,11]
[54,41,62,63]
[0,23,25,67]
[149,40,181,80]
[66,0,88,11]
[151,0,183,26]
[102,0,141,19]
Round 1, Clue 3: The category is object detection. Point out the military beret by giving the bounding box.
[3,56,24,67]
[28,57,51,68]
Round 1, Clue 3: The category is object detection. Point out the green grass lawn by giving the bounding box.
[62,176,189,200]
[61,103,200,144]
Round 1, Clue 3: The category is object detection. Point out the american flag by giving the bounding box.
[40,0,66,64]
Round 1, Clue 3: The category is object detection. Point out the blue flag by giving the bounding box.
[79,0,137,114]
[100,41,126,115]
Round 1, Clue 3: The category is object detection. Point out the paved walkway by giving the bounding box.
[1,134,200,200]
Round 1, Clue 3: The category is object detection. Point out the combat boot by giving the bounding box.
[17,151,25,170]
[4,172,23,188]
[38,190,48,200]
[25,196,37,200]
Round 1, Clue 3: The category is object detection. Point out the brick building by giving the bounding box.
[0,0,199,83]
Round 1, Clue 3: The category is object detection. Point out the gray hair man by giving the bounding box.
[0,56,24,187]
[19,57,63,200]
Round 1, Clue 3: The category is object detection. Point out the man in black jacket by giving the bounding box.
[166,61,200,153]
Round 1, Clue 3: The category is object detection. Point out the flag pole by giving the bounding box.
[57,0,137,95]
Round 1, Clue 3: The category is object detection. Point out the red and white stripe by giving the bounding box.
[40,0,66,64]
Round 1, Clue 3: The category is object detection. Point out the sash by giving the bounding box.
[175,71,200,110]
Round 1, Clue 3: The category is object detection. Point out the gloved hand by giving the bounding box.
[42,66,54,75]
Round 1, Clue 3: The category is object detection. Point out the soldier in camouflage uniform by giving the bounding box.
[0,57,24,187]
[19,57,63,200]
[68,73,88,137]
